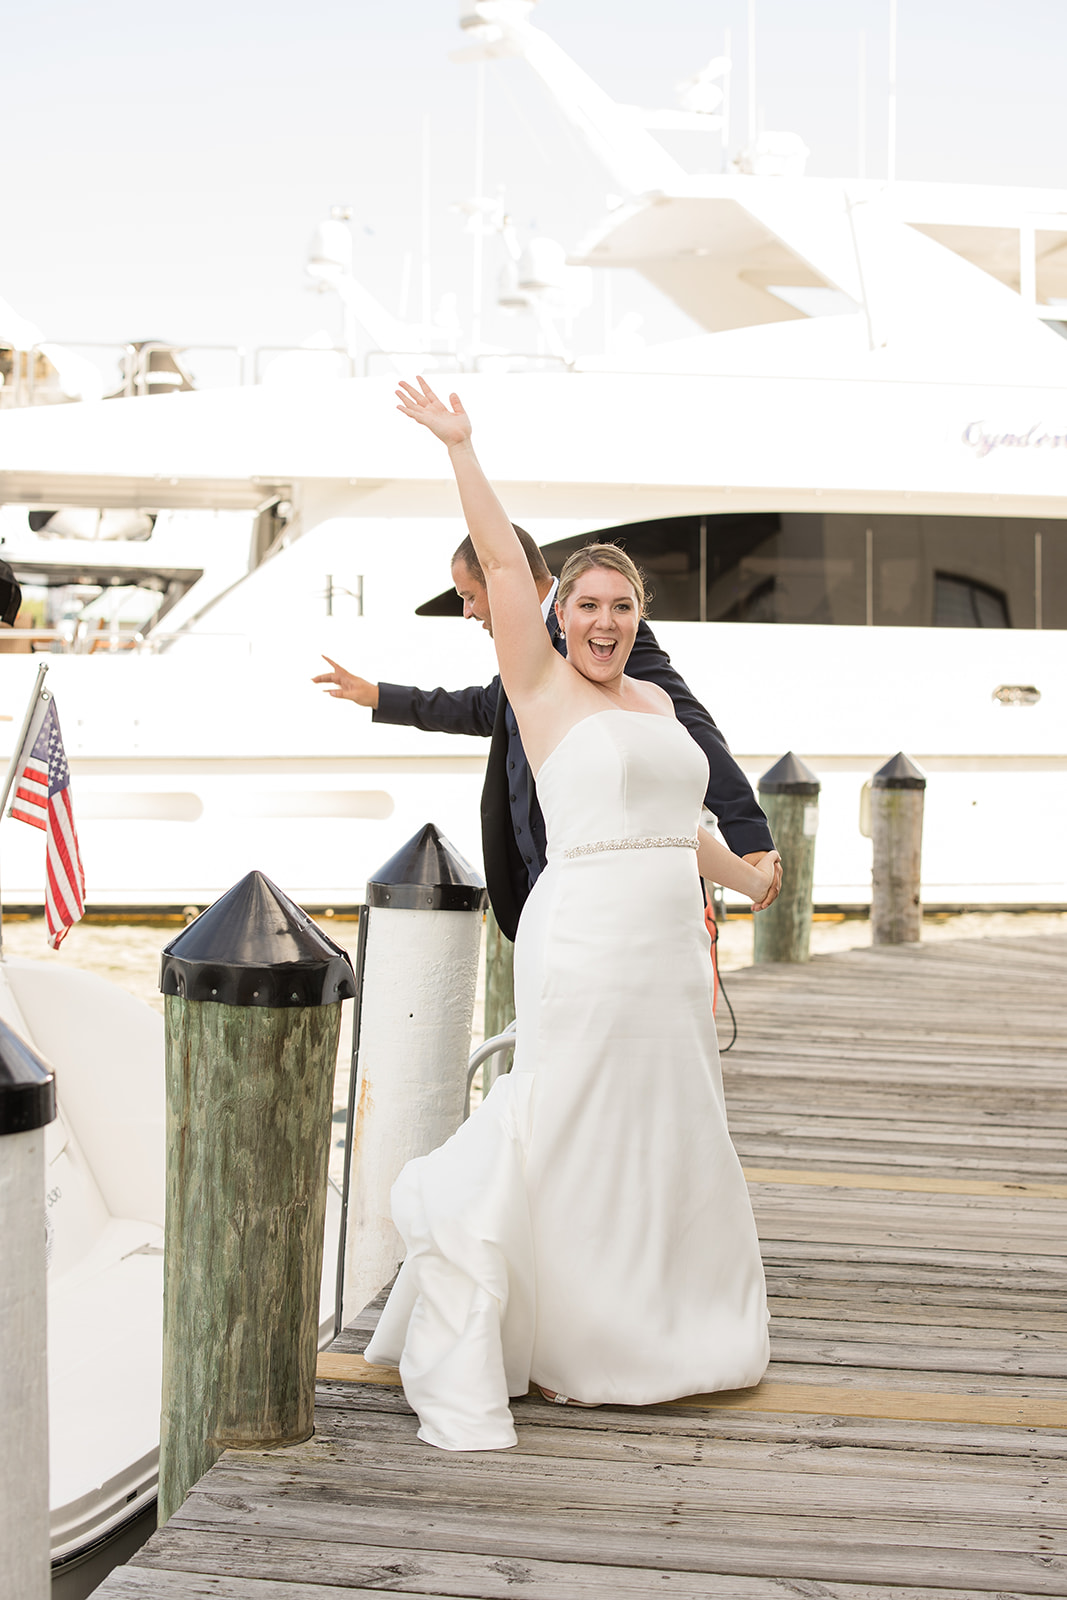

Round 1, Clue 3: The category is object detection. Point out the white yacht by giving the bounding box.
[0,0,1064,912]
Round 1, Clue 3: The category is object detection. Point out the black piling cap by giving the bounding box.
[0,1017,56,1136]
[159,871,357,1007]
[758,751,820,796]
[872,751,927,791]
[366,822,488,911]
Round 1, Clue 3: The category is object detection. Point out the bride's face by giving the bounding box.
[557,568,640,685]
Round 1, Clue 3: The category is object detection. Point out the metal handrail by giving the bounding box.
[123,341,246,394]
[362,349,463,376]
[0,627,255,658]
[140,631,254,655]
[16,340,248,403]
[2,339,583,408]
[360,349,574,377]
[472,351,571,373]
[464,1021,517,1119]
[19,339,135,403]
[252,345,355,384]
[0,623,144,655]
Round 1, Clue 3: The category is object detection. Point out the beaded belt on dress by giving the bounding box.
[562,835,699,860]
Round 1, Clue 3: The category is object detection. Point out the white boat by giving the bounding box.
[0,950,164,1594]
[0,0,1065,911]
[0,939,345,1595]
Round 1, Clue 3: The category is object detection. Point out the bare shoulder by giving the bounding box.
[624,677,675,717]
[512,656,595,774]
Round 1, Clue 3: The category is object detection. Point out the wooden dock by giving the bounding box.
[98,932,1067,1599]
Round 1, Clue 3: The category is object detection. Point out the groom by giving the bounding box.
[316,528,780,940]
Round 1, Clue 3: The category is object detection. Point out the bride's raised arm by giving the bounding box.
[395,377,560,707]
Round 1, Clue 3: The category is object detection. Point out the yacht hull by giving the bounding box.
[0,614,1061,909]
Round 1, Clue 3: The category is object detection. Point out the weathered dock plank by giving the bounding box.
[96,933,1067,1599]
[91,1545,1067,1600]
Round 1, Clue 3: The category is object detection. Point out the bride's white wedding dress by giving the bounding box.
[365,709,769,1449]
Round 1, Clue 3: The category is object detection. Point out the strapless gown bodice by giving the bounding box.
[535,710,709,856]
[365,708,769,1450]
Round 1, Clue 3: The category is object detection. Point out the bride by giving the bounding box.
[364,378,779,1450]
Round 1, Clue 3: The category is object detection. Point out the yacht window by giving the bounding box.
[717,576,777,624]
[414,512,1067,629]
[933,573,1010,628]
[539,516,705,621]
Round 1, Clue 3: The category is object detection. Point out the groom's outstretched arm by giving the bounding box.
[374,678,499,739]
[627,620,774,859]
[314,657,499,737]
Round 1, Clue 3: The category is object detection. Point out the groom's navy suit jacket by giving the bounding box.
[375,610,773,940]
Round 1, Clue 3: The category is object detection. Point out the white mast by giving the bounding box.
[858,31,867,180]
[421,115,432,331]
[747,0,757,147]
[887,0,898,182]
[471,62,486,358]
[721,27,732,171]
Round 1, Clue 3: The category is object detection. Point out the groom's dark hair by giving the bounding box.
[452,525,552,587]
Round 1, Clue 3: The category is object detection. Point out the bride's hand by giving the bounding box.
[396,375,471,448]
[750,850,781,913]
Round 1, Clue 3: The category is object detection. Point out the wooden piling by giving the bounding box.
[157,872,353,1526]
[753,752,820,965]
[484,907,515,1083]
[871,752,926,944]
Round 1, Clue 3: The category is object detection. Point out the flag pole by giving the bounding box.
[0,663,51,958]
[1,663,50,819]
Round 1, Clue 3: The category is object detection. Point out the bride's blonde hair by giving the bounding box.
[557,544,647,616]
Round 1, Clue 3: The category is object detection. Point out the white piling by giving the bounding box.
[339,824,486,1328]
[0,1020,57,1600]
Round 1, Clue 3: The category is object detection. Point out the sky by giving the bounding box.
[3,0,1066,377]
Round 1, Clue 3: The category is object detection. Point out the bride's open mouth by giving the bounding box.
[589,639,616,660]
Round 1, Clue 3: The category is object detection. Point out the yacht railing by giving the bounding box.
[251,346,355,383]
[8,200,1067,411]
[472,352,571,374]
[140,631,253,655]
[361,351,568,375]
[0,342,248,407]
[0,339,580,408]
[0,625,140,655]
[120,341,247,394]
[362,350,464,376]
[0,624,257,657]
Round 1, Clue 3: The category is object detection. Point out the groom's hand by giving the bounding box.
[313,656,380,709]
[744,850,782,912]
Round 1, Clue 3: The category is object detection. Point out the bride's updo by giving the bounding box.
[557,544,647,616]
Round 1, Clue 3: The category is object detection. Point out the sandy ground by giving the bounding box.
[7,906,1065,1184]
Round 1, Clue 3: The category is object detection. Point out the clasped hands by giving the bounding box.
[744,851,782,912]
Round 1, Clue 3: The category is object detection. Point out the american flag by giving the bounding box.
[11,699,86,948]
